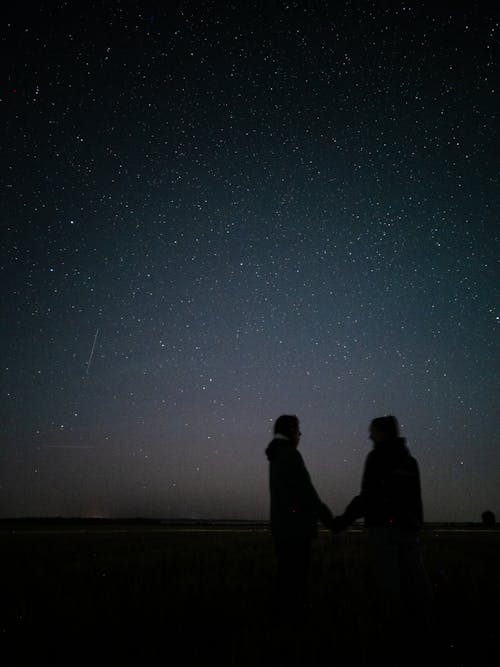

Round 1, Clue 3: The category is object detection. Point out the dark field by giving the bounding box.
[1,523,498,665]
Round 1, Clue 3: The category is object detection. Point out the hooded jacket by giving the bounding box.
[265,436,334,539]
[339,437,423,529]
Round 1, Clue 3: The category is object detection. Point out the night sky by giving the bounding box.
[2,2,498,522]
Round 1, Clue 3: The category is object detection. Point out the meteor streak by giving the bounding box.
[86,328,99,374]
[43,445,95,449]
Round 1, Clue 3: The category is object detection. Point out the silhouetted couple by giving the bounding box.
[265,414,433,660]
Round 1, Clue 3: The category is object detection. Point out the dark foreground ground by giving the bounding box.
[0,522,498,665]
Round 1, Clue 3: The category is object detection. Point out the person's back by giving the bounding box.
[335,417,424,530]
[361,435,423,529]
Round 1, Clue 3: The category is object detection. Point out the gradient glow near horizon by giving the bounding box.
[2,2,498,522]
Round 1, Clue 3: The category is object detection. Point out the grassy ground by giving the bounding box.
[0,524,498,664]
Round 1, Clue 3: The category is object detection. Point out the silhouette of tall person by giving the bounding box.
[265,415,334,623]
[332,415,433,662]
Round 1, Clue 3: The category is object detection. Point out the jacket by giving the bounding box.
[265,437,334,539]
[338,437,423,530]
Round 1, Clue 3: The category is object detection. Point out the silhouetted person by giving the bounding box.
[266,415,334,624]
[481,510,496,527]
[331,416,433,663]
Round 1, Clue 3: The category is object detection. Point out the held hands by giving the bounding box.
[331,494,363,534]
[330,515,349,534]
[319,503,351,533]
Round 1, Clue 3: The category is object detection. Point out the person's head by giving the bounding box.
[274,414,301,446]
[369,415,399,444]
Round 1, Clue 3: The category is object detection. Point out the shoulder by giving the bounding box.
[285,448,304,469]
[269,443,300,464]
[392,456,420,481]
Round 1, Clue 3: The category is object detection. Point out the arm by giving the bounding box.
[331,455,373,533]
[317,500,335,530]
[292,451,335,528]
[331,495,364,533]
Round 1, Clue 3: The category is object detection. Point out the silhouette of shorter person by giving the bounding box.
[331,416,433,662]
[266,415,334,624]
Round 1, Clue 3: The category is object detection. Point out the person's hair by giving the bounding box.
[273,414,299,439]
[370,415,400,439]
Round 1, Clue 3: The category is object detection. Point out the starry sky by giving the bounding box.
[2,1,498,521]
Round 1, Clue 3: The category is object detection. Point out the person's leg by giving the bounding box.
[294,538,311,617]
[368,527,403,665]
[274,539,293,619]
[399,533,434,661]
[402,541,432,606]
[270,539,311,667]
[274,538,311,622]
[368,526,401,603]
